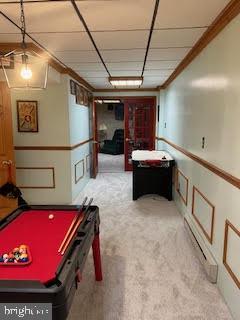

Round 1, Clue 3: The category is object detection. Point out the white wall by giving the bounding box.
[67,76,91,202]
[11,73,72,204]
[10,72,92,204]
[157,14,240,320]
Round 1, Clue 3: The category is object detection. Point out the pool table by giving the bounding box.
[0,205,102,320]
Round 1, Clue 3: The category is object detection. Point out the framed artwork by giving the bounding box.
[76,84,84,105]
[17,100,38,132]
[70,79,76,95]
[88,92,93,106]
[0,53,14,69]
[83,88,89,106]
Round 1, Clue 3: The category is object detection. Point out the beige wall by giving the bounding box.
[10,73,92,204]
[67,76,91,202]
[157,14,240,320]
[11,74,72,204]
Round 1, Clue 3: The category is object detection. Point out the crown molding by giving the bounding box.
[93,87,158,93]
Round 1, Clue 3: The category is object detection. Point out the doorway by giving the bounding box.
[93,96,156,175]
[95,99,124,173]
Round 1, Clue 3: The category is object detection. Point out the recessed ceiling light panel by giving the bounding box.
[109,77,143,87]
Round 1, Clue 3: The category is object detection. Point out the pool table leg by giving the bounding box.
[92,234,103,281]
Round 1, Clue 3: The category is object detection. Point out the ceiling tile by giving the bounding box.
[111,70,142,76]
[30,32,93,52]
[92,31,148,50]
[77,71,108,78]
[55,51,101,63]
[148,48,190,60]
[155,0,230,28]
[0,15,20,33]
[107,62,143,71]
[102,49,145,62]
[143,76,169,82]
[145,60,180,69]
[144,70,174,77]
[68,63,105,71]
[0,2,84,32]
[77,0,155,31]
[151,28,207,48]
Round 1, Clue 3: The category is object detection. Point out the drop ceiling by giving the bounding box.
[0,0,231,90]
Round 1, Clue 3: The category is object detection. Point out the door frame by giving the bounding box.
[124,97,156,171]
[0,81,17,218]
[91,100,98,178]
[93,96,157,172]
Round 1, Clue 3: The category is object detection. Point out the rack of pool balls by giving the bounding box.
[0,245,31,265]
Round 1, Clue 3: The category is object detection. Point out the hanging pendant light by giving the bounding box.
[0,0,48,90]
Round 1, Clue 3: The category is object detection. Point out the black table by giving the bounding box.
[132,151,175,201]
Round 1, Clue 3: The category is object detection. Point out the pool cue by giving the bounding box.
[61,198,93,255]
[58,197,88,253]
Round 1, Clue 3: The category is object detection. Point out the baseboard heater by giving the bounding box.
[184,215,218,283]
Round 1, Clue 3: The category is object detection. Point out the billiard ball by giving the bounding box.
[19,253,28,263]
[13,247,20,253]
[19,245,27,254]
[49,214,54,220]
[3,253,9,262]
[8,253,14,260]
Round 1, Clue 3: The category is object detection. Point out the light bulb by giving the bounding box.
[20,65,32,80]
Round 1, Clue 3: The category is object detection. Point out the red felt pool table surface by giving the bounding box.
[0,210,81,284]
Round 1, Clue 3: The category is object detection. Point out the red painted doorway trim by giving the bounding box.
[124,97,156,171]
[93,96,156,172]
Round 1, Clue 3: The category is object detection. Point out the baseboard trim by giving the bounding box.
[184,214,218,283]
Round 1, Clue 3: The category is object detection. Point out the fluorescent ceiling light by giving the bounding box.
[109,77,143,87]
[95,99,121,104]
[103,99,121,103]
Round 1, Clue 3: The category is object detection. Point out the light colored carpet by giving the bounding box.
[98,153,124,173]
[69,172,232,320]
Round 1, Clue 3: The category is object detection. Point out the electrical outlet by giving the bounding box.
[202,137,205,149]
[164,122,167,128]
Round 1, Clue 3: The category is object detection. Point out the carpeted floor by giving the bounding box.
[98,153,124,173]
[69,172,232,320]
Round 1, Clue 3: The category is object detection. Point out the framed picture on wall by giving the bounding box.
[17,100,38,132]
[87,92,93,107]
[76,84,84,105]
[70,79,76,95]
[83,88,89,106]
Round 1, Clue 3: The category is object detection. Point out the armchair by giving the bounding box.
[100,129,124,155]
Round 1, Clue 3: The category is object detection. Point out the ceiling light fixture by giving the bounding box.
[95,99,121,104]
[109,77,143,87]
[0,0,48,90]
